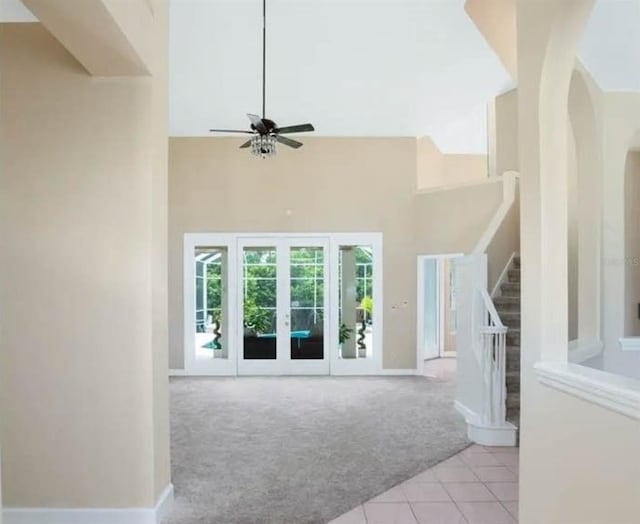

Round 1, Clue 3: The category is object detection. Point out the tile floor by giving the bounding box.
[329,444,519,524]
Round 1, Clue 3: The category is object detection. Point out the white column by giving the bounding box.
[341,247,357,358]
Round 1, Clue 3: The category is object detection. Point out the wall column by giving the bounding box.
[516,0,595,521]
[341,247,357,358]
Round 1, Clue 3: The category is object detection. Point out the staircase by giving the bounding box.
[493,255,521,429]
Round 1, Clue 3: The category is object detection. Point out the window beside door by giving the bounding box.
[183,233,383,375]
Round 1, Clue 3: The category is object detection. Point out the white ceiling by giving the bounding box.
[169,0,511,152]
[578,0,640,91]
[0,0,37,21]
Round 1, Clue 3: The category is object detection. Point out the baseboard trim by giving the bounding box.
[467,421,518,447]
[170,368,418,377]
[455,401,517,447]
[154,484,174,522]
[4,484,174,524]
[454,400,477,423]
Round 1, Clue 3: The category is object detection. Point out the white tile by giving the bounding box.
[437,455,466,467]
[472,466,517,482]
[408,469,438,483]
[329,505,367,524]
[503,501,518,519]
[434,466,479,483]
[401,482,451,502]
[485,446,518,453]
[463,444,490,454]
[486,482,519,502]
[457,501,516,524]
[443,482,496,502]
[492,452,519,467]
[369,485,407,503]
[460,452,501,467]
[363,502,418,524]
[410,502,467,524]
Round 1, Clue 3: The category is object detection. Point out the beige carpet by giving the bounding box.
[163,375,468,524]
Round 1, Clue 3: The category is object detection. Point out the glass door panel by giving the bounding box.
[423,258,440,360]
[290,246,325,360]
[241,246,277,360]
[339,245,374,359]
[194,246,228,361]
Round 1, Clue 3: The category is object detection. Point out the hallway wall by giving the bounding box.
[168,137,504,370]
[0,20,169,508]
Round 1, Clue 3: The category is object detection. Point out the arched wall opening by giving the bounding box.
[624,132,640,336]
[567,66,600,345]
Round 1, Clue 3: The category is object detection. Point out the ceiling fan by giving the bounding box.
[208,0,315,158]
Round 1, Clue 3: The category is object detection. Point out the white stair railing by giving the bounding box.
[479,288,508,426]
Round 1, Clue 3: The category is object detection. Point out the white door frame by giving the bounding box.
[416,253,463,373]
[183,232,383,376]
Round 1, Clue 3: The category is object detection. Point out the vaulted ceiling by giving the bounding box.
[168,0,511,152]
[3,0,639,152]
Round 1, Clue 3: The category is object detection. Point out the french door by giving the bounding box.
[237,237,330,375]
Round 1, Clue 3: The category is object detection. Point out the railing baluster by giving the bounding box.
[479,288,508,427]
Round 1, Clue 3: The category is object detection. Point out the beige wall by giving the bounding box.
[568,66,602,346]
[0,21,169,508]
[486,186,520,292]
[516,1,640,522]
[413,181,503,255]
[464,0,517,80]
[494,88,519,176]
[169,137,503,370]
[521,378,640,523]
[624,152,640,336]
[416,136,487,190]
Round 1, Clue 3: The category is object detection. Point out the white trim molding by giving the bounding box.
[535,361,640,420]
[568,338,604,363]
[472,171,519,256]
[619,337,640,352]
[490,252,517,298]
[4,484,174,524]
[414,176,504,196]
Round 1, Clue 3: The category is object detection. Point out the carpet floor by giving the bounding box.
[163,375,468,524]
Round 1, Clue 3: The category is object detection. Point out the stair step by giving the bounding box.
[513,256,520,269]
[507,394,520,409]
[506,371,520,392]
[508,269,521,283]
[506,329,520,347]
[501,282,520,296]
[506,346,520,371]
[507,407,520,427]
[501,312,520,329]
[494,296,520,312]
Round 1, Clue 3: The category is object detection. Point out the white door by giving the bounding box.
[237,237,330,375]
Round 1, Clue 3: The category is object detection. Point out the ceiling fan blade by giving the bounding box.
[209,129,253,134]
[239,139,252,149]
[276,135,303,149]
[276,123,315,134]
[247,113,268,134]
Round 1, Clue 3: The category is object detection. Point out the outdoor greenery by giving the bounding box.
[199,246,373,334]
[339,323,354,344]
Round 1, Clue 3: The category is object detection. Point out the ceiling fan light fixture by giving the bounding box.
[251,134,277,158]
[208,0,314,157]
